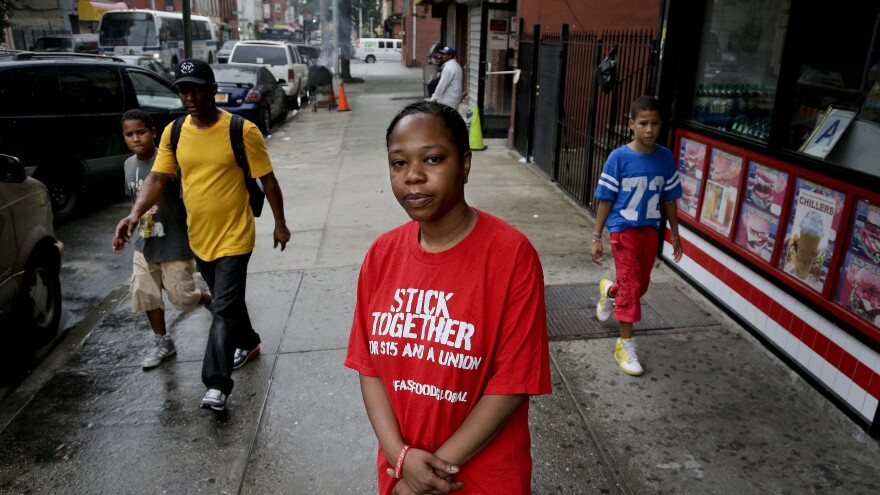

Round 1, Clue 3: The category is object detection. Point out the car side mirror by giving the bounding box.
[277,79,287,84]
[0,154,27,184]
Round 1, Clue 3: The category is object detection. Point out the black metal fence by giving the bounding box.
[514,26,659,212]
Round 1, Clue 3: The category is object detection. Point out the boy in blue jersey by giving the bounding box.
[591,96,683,376]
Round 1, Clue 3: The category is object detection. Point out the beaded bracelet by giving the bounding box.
[394,445,411,479]
[592,232,602,242]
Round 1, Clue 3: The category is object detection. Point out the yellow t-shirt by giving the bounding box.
[152,110,273,261]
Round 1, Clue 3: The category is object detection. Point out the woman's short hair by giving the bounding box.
[386,101,470,159]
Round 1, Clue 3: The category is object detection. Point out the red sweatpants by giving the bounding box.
[609,226,658,323]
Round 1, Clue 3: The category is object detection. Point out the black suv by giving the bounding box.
[0,52,186,219]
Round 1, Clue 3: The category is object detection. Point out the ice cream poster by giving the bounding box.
[835,252,880,327]
[735,204,779,262]
[778,179,845,292]
[678,137,707,180]
[744,162,788,215]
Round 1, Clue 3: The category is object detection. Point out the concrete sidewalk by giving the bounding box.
[0,62,878,494]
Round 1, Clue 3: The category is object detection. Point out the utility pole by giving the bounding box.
[183,0,192,58]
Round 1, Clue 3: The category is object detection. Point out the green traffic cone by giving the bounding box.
[469,106,487,151]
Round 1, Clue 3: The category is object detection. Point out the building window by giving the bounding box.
[691,0,791,143]
[785,0,880,151]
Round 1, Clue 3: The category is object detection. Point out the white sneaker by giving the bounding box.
[596,278,615,321]
[614,338,644,376]
[142,334,176,369]
[200,388,227,411]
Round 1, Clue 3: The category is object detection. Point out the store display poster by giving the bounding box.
[678,137,707,179]
[835,252,880,327]
[778,179,845,293]
[736,203,779,262]
[744,161,788,215]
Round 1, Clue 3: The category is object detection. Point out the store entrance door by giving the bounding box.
[479,5,516,138]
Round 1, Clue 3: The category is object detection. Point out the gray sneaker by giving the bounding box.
[200,388,227,411]
[142,334,176,369]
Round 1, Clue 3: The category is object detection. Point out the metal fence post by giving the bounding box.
[552,24,570,180]
[583,39,604,211]
[527,24,541,162]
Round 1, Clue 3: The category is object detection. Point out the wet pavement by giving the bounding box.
[1,62,879,494]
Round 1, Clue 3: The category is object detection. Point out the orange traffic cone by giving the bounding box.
[337,82,351,112]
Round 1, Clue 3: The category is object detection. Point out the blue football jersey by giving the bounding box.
[595,145,681,232]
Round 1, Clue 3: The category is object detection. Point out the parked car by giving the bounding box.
[212,64,288,134]
[354,38,402,63]
[0,154,63,352]
[0,52,186,219]
[31,34,99,54]
[217,40,237,64]
[115,54,174,82]
[228,40,308,108]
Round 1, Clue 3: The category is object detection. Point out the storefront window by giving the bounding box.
[786,1,880,151]
[691,0,791,142]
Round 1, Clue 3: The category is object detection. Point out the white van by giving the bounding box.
[354,38,402,63]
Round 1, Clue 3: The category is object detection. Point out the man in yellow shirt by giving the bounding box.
[113,59,291,412]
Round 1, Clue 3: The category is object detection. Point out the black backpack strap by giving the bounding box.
[167,116,186,153]
[230,114,250,176]
[166,116,186,181]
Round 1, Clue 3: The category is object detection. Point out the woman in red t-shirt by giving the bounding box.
[344,101,552,494]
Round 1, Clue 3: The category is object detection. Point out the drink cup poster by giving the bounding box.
[699,149,744,237]
[778,179,845,292]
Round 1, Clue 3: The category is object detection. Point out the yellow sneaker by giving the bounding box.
[614,337,644,376]
[596,278,614,321]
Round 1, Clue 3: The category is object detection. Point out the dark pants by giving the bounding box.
[195,252,261,395]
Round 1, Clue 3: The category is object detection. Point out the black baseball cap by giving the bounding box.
[173,59,215,87]
[438,46,456,57]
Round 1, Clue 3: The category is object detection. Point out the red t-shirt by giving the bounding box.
[344,210,552,494]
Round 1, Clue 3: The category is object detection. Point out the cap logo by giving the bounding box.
[180,61,195,74]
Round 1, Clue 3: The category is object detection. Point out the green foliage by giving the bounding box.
[0,0,16,41]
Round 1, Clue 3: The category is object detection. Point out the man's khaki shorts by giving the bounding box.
[130,250,201,312]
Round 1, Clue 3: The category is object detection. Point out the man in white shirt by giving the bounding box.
[428,46,463,110]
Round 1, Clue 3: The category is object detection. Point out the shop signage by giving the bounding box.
[799,106,857,159]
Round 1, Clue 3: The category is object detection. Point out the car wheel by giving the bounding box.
[366,55,376,63]
[259,106,272,134]
[17,247,62,347]
[45,172,81,221]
